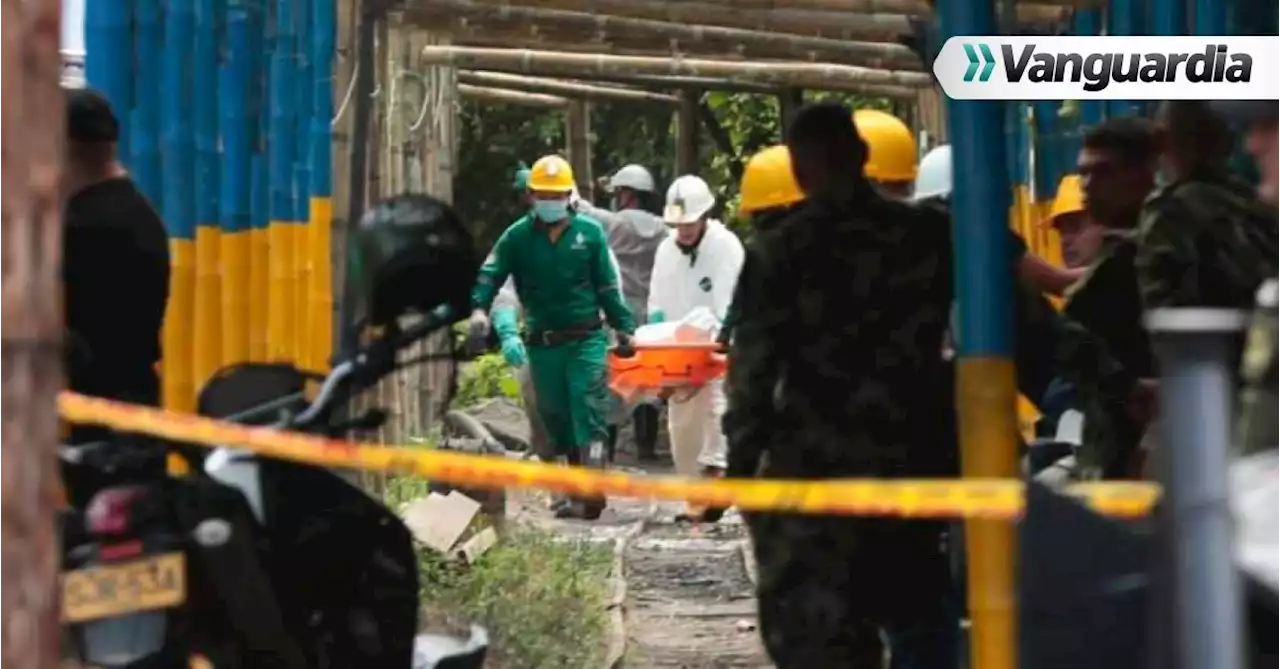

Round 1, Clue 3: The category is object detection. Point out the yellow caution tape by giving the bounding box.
[58,392,1161,519]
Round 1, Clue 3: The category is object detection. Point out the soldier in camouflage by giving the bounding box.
[1061,117,1160,478]
[1211,100,1280,454]
[1136,101,1278,311]
[725,102,1145,668]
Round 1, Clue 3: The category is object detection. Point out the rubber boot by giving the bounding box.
[633,403,660,462]
[549,454,572,514]
[676,466,727,523]
[606,425,619,463]
[555,443,608,521]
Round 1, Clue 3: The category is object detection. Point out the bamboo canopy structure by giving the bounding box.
[2,0,66,663]
[436,0,1073,40]
[408,0,925,68]
[458,71,681,104]
[458,83,572,107]
[419,46,931,96]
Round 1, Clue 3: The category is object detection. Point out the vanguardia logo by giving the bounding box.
[963,44,997,82]
[934,37,1277,101]
[999,44,1253,91]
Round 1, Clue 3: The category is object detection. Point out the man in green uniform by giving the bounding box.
[1212,100,1280,454]
[470,154,636,520]
[1061,117,1160,478]
[1137,101,1278,311]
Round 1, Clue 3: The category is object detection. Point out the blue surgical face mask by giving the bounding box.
[533,198,570,223]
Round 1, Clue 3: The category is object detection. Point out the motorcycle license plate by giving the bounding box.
[61,552,186,623]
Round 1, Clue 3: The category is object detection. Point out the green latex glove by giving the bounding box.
[649,310,665,324]
[513,162,531,192]
[500,337,528,367]
[492,306,521,340]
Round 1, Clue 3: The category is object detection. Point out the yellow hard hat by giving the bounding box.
[738,145,805,217]
[853,109,918,183]
[527,154,576,193]
[1048,174,1084,223]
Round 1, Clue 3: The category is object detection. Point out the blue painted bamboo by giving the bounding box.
[195,0,220,231]
[312,0,335,202]
[269,0,296,229]
[295,0,314,222]
[162,0,197,243]
[131,0,162,205]
[1107,0,1145,117]
[84,0,132,157]
[222,5,252,239]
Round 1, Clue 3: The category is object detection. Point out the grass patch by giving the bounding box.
[417,529,613,668]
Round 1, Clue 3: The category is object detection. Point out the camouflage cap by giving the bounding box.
[1210,100,1278,127]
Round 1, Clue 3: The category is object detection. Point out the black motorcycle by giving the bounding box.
[59,304,488,669]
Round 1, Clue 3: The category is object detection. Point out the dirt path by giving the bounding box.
[511,431,773,669]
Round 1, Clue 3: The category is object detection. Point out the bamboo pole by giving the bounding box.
[409,0,924,68]
[459,83,571,107]
[458,71,680,104]
[2,0,65,664]
[672,0,1089,13]
[419,46,931,95]
[569,73,787,95]
[435,0,1074,36]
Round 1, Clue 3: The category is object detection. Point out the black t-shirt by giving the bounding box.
[63,178,170,405]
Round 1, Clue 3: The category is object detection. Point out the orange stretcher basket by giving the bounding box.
[608,342,728,401]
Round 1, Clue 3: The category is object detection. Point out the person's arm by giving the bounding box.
[472,227,516,314]
[573,198,622,234]
[1019,252,1087,296]
[490,277,523,342]
[711,230,747,321]
[723,242,788,478]
[589,227,636,334]
[1135,196,1198,309]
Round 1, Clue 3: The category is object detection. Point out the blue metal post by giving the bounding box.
[939,0,1018,667]
[1107,0,1146,117]
[132,0,162,205]
[84,0,131,156]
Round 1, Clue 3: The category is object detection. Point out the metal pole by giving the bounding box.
[939,1,1018,668]
[1147,308,1247,669]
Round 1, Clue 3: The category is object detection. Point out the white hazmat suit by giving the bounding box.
[648,176,744,477]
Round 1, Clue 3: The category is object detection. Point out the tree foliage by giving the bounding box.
[452,90,894,249]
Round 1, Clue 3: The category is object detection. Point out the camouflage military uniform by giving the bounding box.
[1136,174,1278,310]
[1061,231,1155,478]
[1237,279,1278,454]
[725,194,1134,667]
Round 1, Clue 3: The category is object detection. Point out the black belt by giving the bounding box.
[524,318,603,347]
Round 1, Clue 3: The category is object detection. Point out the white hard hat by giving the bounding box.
[912,144,952,202]
[663,175,716,224]
[606,164,655,193]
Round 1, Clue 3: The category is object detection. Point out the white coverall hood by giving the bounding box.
[647,219,743,323]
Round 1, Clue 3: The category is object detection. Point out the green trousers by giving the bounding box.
[527,330,610,454]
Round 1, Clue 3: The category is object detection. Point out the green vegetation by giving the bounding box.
[417,531,613,669]
[453,352,523,408]
[385,352,610,668]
